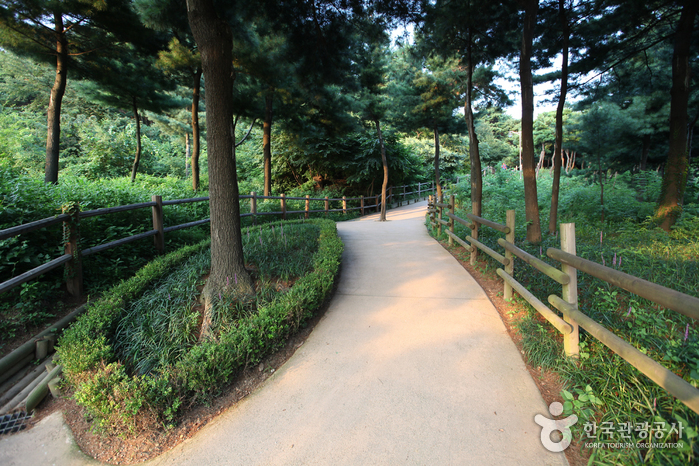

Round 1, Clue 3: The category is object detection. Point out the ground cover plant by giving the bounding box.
[56,218,342,435]
[431,167,699,465]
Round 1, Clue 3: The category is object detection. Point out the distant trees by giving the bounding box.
[389,48,464,200]
[0,0,151,183]
[421,0,517,220]
[1,0,696,237]
[79,46,178,182]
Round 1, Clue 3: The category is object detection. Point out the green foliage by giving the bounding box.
[273,130,426,194]
[56,219,342,435]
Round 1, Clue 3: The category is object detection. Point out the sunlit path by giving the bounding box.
[0,201,569,466]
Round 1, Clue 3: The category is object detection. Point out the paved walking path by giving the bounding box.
[0,201,568,465]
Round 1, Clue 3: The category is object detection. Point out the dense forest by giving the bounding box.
[1,0,697,328]
[1,0,697,312]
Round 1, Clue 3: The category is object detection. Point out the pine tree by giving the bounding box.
[421,0,518,218]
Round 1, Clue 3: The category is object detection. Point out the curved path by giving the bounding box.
[1,200,568,465]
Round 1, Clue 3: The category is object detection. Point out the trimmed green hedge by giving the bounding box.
[56,219,343,434]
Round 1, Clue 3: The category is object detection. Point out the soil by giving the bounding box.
[12,243,590,465]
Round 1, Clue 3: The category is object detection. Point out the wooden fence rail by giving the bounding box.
[428,196,699,415]
[0,182,435,299]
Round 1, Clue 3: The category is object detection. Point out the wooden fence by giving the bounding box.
[0,182,435,300]
[428,194,699,415]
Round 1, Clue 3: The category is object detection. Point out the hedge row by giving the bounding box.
[56,218,343,434]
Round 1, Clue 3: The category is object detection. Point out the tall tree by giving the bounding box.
[421,0,518,217]
[0,0,150,183]
[357,35,391,221]
[656,0,698,231]
[390,49,464,200]
[185,0,254,317]
[135,0,205,191]
[548,0,570,234]
[519,0,542,243]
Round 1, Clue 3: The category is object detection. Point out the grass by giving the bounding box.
[433,168,699,465]
[113,222,321,378]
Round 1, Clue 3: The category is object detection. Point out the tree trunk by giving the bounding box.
[537,142,546,173]
[130,98,142,182]
[656,1,697,232]
[185,132,191,177]
[466,32,482,219]
[687,111,698,169]
[263,92,273,197]
[45,11,67,184]
[191,67,202,191]
[434,125,441,200]
[549,0,569,235]
[520,0,541,243]
[186,0,254,323]
[375,118,389,221]
[599,154,605,226]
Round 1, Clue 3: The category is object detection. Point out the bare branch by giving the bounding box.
[235,119,257,147]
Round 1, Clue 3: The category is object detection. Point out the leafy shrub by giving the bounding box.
[56,219,342,435]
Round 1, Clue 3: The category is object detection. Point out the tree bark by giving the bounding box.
[466,32,482,219]
[434,125,441,200]
[520,0,541,243]
[185,132,191,177]
[186,0,254,316]
[45,11,67,184]
[537,142,546,173]
[263,92,273,196]
[656,1,698,232]
[375,118,388,221]
[191,67,202,191]
[549,0,569,235]
[130,98,142,182]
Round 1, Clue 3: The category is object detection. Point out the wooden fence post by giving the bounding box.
[360,196,364,215]
[560,222,580,358]
[151,195,164,253]
[504,210,515,301]
[62,203,83,297]
[418,183,421,200]
[449,194,455,246]
[470,201,479,266]
[389,187,393,207]
[342,196,347,214]
[324,196,329,215]
[250,191,257,224]
[305,195,310,219]
[281,194,287,220]
[403,185,407,205]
